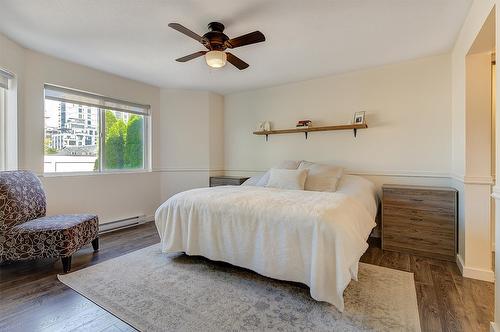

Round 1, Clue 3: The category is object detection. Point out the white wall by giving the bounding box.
[464,52,493,274]
[466,53,492,178]
[158,89,224,201]
[209,93,225,171]
[224,55,452,181]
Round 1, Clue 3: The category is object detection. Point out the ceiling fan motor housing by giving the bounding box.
[208,22,225,32]
[203,22,229,50]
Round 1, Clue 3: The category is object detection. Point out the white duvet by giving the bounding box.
[155,175,377,311]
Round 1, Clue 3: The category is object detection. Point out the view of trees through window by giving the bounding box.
[103,110,144,170]
[44,100,145,173]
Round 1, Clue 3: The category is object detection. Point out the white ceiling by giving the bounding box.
[0,0,471,94]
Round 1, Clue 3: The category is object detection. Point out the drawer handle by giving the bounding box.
[410,217,423,222]
[410,198,424,202]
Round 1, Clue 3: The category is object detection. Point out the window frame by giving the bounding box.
[0,68,16,171]
[0,87,5,171]
[43,84,151,176]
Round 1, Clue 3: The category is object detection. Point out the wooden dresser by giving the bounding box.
[382,184,457,261]
[209,176,250,187]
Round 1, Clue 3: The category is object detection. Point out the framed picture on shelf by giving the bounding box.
[353,111,366,125]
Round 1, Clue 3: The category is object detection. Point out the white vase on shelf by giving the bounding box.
[264,121,271,131]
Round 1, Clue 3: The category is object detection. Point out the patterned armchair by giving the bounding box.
[0,170,99,273]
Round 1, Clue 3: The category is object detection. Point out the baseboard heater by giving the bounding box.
[99,215,154,234]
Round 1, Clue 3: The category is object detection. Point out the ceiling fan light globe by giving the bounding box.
[205,51,227,68]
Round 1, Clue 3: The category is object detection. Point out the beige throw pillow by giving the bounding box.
[298,161,344,192]
[256,160,302,186]
[266,168,309,190]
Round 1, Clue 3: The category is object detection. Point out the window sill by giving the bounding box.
[41,169,153,178]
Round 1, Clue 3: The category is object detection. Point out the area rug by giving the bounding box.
[58,244,421,331]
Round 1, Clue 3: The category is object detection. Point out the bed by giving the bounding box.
[155,174,377,311]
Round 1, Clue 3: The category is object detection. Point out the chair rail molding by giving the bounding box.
[451,173,494,185]
[153,168,224,173]
[224,169,452,178]
[347,169,450,178]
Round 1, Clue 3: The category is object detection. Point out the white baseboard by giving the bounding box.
[456,254,464,273]
[456,254,495,282]
[99,215,154,234]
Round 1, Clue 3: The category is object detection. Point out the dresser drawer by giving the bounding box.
[383,206,455,230]
[383,188,455,213]
[383,229,455,261]
[381,185,457,261]
[383,217,454,240]
[209,176,249,187]
[210,178,238,186]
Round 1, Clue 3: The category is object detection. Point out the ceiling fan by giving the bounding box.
[168,22,265,70]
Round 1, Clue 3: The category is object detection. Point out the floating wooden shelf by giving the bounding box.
[253,123,368,141]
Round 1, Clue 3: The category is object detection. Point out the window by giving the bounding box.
[0,68,15,171]
[0,82,5,170]
[44,84,150,174]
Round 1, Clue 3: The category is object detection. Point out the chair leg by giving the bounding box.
[92,237,99,252]
[61,256,72,273]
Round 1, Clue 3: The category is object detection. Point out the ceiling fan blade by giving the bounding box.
[168,23,204,43]
[226,52,249,70]
[175,51,207,62]
[225,31,265,49]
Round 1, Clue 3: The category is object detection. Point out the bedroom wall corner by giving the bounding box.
[158,89,224,201]
[208,92,224,175]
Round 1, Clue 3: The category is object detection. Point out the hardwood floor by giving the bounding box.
[360,238,494,332]
[0,222,494,332]
[0,223,159,332]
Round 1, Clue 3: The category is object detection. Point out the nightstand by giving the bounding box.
[209,176,250,187]
[382,184,457,261]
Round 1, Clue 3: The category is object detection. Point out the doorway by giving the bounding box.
[464,7,495,276]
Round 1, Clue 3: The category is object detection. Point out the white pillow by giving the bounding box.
[298,161,344,192]
[255,160,302,187]
[266,168,309,190]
